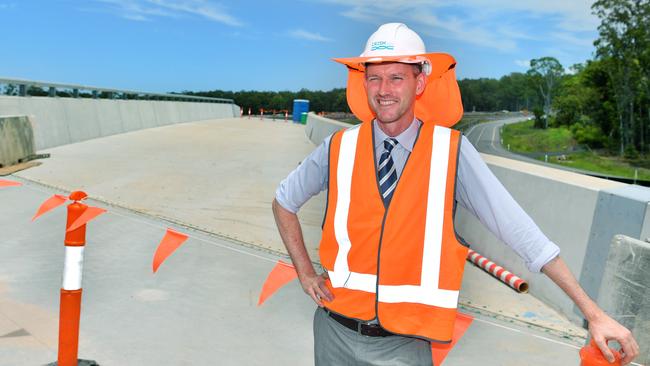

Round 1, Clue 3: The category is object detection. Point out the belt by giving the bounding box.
[326,309,395,337]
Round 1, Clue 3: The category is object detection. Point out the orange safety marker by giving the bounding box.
[258,260,297,306]
[32,194,69,221]
[430,312,474,366]
[0,178,22,187]
[152,228,189,273]
[56,191,97,366]
[67,206,107,232]
[34,192,104,365]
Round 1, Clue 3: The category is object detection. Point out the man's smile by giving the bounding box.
[377,99,398,106]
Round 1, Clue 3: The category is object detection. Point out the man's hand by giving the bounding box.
[299,271,334,307]
[272,199,335,307]
[542,255,639,365]
[588,311,639,365]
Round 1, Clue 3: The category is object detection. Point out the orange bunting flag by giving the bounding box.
[430,312,474,366]
[32,194,68,221]
[0,179,22,188]
[152,228,189,273]
[67,206,107,232]
[257,260,297,306]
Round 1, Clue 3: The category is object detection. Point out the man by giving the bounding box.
[272,23,639,365]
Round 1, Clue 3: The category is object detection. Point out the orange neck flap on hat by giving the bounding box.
[337,53,463,127]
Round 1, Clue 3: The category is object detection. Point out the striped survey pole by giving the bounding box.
[57,191,91,366]
[467,249,529,293]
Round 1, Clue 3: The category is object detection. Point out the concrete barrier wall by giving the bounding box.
[0,96,238,150]
[0,115,35,167]
[305,114,650,325]
[455,155,623,324]
[597,235,650,364]
[305,112,354,145]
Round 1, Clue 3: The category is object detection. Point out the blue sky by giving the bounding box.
[0,0,599,93]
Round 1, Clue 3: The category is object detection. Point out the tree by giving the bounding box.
[592,0,649,155]
[527,57,564,129]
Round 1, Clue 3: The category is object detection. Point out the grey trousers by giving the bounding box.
[313,307,433,366]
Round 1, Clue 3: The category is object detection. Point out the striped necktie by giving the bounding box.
[378,138,398,205]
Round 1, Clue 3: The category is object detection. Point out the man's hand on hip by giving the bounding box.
[299,271,334,307]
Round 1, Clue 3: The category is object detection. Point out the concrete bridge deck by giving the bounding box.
[0,118,594,365]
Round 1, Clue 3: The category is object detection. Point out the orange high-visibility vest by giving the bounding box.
[319,121,468,343]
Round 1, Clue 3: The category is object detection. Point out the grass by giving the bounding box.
[501,120,574,153]
[503,120,650,180]
[542,151,650,180]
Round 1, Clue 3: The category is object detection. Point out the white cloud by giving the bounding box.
[289,29,333,42]
[442,0,598,32]
[412,12,517,52]
[95,0,242,26]
[514,59,530,68]
[315,0,599,53]
[549,31,595,48]
[122,13,151,22]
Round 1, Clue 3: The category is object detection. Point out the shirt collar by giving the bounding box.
[373,118,421,153]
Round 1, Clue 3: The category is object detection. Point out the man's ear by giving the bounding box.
[416,72,426,96]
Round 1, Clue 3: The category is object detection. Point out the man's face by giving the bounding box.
[364,62,426,125]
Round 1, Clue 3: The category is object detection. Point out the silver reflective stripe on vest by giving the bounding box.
[328,125,377,292]
[329,125,459,308]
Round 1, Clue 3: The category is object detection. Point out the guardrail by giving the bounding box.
[0,77,233,104]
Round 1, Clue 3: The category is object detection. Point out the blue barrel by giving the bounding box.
[292,99,310,123]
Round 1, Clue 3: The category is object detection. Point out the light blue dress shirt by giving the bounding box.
[275,120,560,273]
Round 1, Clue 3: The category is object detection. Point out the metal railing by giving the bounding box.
[0,77,233,104]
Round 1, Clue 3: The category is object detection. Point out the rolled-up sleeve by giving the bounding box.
[455,135,560,273]
[275,135,331,213]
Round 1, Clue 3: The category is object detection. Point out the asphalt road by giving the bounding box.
[464,117,531,158]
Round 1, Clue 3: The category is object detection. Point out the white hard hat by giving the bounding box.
[359,23,431,75]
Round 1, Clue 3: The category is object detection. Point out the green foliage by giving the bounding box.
[183,88,349,114]
[533,107,545,129]
[590,0,650,155]
[458,73,541,112]
[527,57,564,129]
[624,144,640,159]
[570,119,607,147]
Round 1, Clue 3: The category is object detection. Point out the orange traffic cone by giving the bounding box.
[580,339,621,366]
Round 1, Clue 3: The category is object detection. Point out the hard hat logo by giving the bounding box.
[370,41,395,52]
[332,23,464,127]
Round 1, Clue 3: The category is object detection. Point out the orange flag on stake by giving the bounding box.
[430,312,474,366]
[152,228,189,273]
[0,179,22,188]
[258,260,297,306]
[67,206,107,232]
[32,194,68,221]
